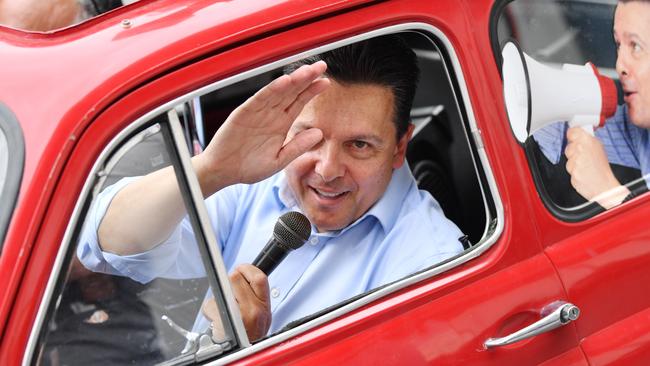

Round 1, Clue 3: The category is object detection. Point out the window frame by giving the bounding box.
[0,102,24,252]
[24,22,504,365]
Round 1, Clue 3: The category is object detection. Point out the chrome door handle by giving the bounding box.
[484,301,580,349]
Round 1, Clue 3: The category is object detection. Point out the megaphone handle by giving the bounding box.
[579,124,595,136]
[568,120,596,136]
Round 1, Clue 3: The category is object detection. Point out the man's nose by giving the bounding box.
[616,51,629,78]
[314,143,345,182]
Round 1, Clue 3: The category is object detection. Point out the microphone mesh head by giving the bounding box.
[274,211,311,250]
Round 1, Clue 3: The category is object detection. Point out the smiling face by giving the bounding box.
[284,81,412,232]
[614,1,650,127]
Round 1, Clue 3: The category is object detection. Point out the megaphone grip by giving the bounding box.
[579,124,595,136]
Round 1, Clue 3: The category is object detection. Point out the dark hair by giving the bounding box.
[285,34,420,140]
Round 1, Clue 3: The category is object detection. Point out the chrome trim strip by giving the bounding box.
[166,110,251,347]
[24,21,504,365]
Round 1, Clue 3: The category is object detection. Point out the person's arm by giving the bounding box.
[564,127,630,208]
[98,61,330,255]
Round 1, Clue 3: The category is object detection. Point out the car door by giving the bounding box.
[492,0,650,365]
[1,0,588,365]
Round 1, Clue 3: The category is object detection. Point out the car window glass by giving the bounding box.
[495,0,648,219]
[35,116,240,365]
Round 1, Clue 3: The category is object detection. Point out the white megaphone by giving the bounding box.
[501,41,617,144]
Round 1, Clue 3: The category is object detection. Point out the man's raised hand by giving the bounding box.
[194,61,330,195]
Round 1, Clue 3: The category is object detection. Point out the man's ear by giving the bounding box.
[392,123,415,169]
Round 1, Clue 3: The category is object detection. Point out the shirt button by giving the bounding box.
[271,287,280,298]
[309,237,319,246]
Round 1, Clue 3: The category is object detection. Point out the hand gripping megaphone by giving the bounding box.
[501,41,618,144]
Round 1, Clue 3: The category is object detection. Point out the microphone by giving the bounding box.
[252,211,311,275]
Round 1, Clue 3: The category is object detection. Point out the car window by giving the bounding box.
[30,26,500,365]
[182,30,496,337]
[494,0,648,220]
[0,102,24,250]
[34,112,247,365]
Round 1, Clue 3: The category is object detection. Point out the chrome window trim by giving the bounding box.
[24,22,504,365]
[165,110,251,348]
[0,102,24,251]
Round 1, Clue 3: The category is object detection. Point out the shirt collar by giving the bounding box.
[272,164,414,235]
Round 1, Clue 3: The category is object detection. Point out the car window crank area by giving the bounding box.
[161,315,233,364]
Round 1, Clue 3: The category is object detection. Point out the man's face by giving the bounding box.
[614,1,650,127]
[285,81,411,232]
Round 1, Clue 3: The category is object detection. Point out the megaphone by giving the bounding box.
[501,41,617,144]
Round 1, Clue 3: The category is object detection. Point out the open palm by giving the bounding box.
[199,61,329,189]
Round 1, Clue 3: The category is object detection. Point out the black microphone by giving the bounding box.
[252,211,311,275]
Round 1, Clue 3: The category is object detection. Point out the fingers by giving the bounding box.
[201,297,226,341]
[565,154,575,175]
[246,61,328,113]
[229,264,271,341]
[566,126,584,142]
[564,126,595,160]
[277,61,328,110]
[230,264,270,303]
[201,297,219,320]
[278,128,323,166]
[285,77,330,117]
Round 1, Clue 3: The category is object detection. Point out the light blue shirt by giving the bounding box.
[78,164,464,334]
[534,104,650,187]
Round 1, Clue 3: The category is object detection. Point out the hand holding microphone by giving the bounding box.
[205,212,311,342]
[253,211,311,275]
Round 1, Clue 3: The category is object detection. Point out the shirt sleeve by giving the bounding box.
[76,177,204,283]
[533,121,568,165]
[593,105,641,170]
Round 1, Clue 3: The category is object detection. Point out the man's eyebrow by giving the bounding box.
[629,32,647,45]
[350,134,384,146]
[618,30,646,43]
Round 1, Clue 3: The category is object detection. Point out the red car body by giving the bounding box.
[1,0,649,365]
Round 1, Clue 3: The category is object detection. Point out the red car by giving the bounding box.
[1,0,649,365]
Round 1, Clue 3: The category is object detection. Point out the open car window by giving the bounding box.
[31,25,500,365]
[494,0,649,220]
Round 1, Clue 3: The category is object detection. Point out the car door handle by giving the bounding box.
[484,301,580,349]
